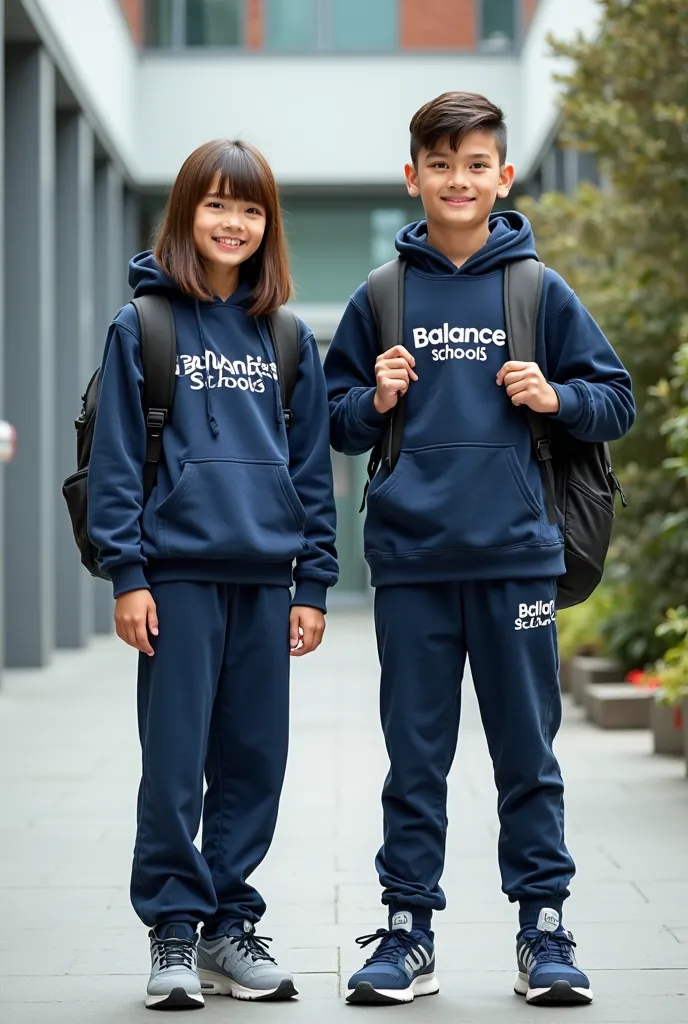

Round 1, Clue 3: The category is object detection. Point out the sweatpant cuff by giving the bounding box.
[387,904,433,932]
[518,899,564,929]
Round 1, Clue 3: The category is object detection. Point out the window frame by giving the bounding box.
[264,0,399,53]
[147,0,246,49]
[144,0,524,54]
[477,0,521,53]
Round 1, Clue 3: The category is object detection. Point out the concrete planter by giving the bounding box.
[650,694,684,756]
[570,655,622,705]
[585,683,653,729]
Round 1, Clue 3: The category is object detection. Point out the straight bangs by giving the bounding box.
[212,144,273,211]
[155,139,293,315]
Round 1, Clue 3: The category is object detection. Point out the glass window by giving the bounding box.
[186,0,243,46]
[480,0,517,51]
[332,0,397,51]
[371,209,407,266]
[266,0,318,50]
[145,0,176,47]
[578,152,599,187]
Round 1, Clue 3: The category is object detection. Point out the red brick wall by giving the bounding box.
[246,0,262,49]
[400,0,476,50]
[119,0,143,46]
[523,0,539,28]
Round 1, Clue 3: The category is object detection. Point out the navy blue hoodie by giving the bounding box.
[88,252,338,611]
[324,213,635,587]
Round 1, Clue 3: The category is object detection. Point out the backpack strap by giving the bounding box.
[267,307,301,428]
[131,295,177,502]
[360,258,406,512]
[503,260,557,524]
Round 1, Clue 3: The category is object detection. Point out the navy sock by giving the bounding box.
[518,901,564,931]
[155,922,196,940]
[387,906,433,935]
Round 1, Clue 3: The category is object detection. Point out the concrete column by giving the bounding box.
[123,187,140,301]
[92,161,125,634]
[55,114,95,648]
[540,146,558,194]
[563,147,580,196]
[3,46,56,667]
[0,0,5,678]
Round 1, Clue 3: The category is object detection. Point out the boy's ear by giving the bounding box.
[497,163,516,200]
[404,162,421,198]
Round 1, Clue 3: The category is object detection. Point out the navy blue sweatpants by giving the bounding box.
[374,579,575,927]
[131,581,291,933]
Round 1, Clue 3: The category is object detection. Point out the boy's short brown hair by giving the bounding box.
[410,92,507,166]
[155,139,293,316]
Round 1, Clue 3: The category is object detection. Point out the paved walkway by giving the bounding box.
[1,610,688,1022]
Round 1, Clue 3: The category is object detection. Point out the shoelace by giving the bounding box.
[527,930,576,967]
[153,936,197,971]
[355,928,421,967]
[229,931,277,964]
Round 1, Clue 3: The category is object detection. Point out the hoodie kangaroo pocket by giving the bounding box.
[366,443,542,554]
[156,458,307,563]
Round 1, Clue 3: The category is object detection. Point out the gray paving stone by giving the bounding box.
[0,612,687,1021]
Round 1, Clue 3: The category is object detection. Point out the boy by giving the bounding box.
[323,92,634,1008]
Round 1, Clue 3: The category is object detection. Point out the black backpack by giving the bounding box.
[363,258,627,609]
[62,294,301,581]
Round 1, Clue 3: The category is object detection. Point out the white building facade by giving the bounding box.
[0,0,602,675]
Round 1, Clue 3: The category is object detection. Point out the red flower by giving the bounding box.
[625,670,661,689]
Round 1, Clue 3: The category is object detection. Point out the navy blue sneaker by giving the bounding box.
[515,908,593,1005]
[346,912,439,1005]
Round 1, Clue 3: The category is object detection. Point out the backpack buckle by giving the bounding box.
[283,409,292,429]
[536,438,552,461]
[146,409,166,436]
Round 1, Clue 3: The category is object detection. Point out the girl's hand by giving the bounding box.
[115,589,159,656]
[289,606,326,657]
[496,361,560,414]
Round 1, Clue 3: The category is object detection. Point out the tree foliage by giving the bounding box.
[519,0,688,667]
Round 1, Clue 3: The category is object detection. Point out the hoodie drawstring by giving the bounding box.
[194,300,220,438]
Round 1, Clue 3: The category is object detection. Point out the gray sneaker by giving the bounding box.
[146,927,204,1010]
[198,921,297,1001]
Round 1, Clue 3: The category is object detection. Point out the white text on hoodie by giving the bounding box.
[176,351,278,393]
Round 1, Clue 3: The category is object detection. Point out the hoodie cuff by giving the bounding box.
[292,579,328,614]
[354,389,390,431]
[109,562,150,599]
[550,383,582,428]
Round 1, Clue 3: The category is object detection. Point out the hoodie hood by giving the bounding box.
[128,250,254,308]
[395,211,538,276]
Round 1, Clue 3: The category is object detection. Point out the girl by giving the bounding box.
[88,140,338,1010]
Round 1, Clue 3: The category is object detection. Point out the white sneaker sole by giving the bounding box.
[198,969,298,1001]
[514,971,594,1005]
[145,987,204,1010]
[346,974,439,1005]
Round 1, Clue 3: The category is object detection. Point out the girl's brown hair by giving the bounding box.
[155,139,293,316]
